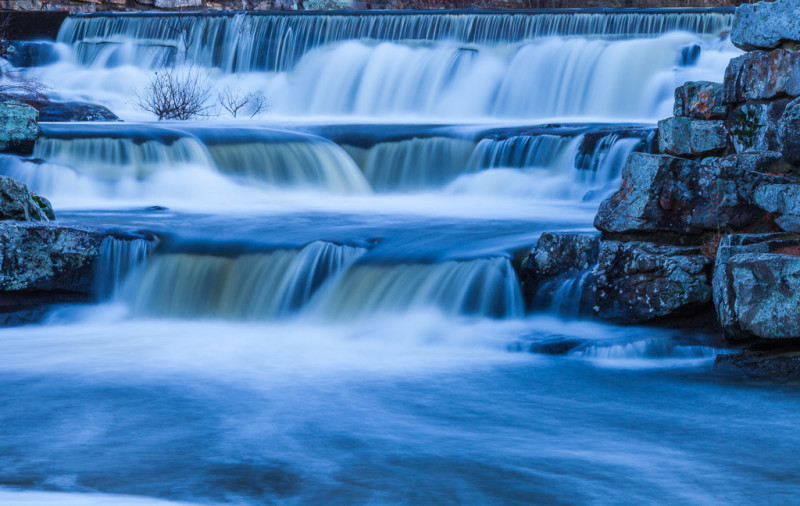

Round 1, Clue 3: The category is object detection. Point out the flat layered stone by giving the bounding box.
[658,117,727,157]
[731,0,800,51]
[594,152,783,235]
[674,81,726,120]
[724,50,800,104]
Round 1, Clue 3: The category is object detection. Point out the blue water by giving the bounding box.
[2,8,796,506]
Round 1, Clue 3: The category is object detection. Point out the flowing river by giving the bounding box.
[2,8,800,505]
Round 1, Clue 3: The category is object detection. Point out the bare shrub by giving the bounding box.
[218,87,269,118]
[0,14,50,106]
[136,65,213,120]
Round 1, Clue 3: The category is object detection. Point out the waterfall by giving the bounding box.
[94,237,156,301]
[58,11,734,72]
[345,137,475,191]
[129,241,366,319]
[310,257,524,319]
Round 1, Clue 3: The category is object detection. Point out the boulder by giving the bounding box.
[724,50,800,104]
[0,175,53,222]
[729,100,789,154]
[673,81,726,120]
[778,97,800,164]
[36,101,119,122]
[754,184,800,233]
[716,349,800,379]
[594,152,784,235]
[657,117,727,157]
[713,233,800,341]
[0,101,38,154]
[1,41,59,68]
[519,232,599,311]
[591,240,712,323]
[731,0,800,51]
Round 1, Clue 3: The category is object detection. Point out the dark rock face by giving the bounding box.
[0,175,53,222]
[1,41,59,68]
[657,117,727,157]
[713,234,800,341]
[594,152,783,235]
[0,101,38,155]
[754,184,800,233]
[0,222,104,294]
[716,349,800,379]
[778,97,800,164]
[36,101,119,122]
[592,240,713,323]
[673,81,726,120]
[520,233,599,310]
[724,50,800,104]
[731,0,800,52]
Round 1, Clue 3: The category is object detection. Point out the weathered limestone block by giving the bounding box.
[592,240,712,323]
[594,152,783,235]
[674,81,726,120]
[730,100,790,154]
[0,102,38,155]
[731,0,800,52]
[713,233,800,341]
[658,117,727,157]
[724,50,800,104]
[519,232,599,310]
[754,184,800,233]
[0,176,53,222]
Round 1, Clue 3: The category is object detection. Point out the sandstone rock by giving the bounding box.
[730,100,789,154]
[519,232,599,311]
[0,102,38,155]
[592,240,712,323]
[0,175,53,222]
[713,233,800,341]
[673,81,726,120]
[594,152,783,235]
[658,117,727,157]
[724,50,800,104]
[37,101,119,122]
[731,0,800,51]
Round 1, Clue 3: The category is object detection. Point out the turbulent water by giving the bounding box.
[3,8,800,505]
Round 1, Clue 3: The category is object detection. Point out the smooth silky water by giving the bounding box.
[3,8,800,505]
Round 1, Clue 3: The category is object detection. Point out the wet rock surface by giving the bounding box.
[592,240,712,323]
[36,101,119,122]
[0,175,53,222]
[0,101,38,155]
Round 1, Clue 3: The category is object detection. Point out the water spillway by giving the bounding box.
[2,9,784,505]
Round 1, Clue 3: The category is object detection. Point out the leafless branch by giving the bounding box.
[217,86,269,118]
[136,64,213,121]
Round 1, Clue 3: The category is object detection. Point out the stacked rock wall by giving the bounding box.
[523,0,800,348]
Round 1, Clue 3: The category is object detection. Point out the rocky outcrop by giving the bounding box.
[519,232,598,310]
[712,234,800,341]
[673,81,726,120]
[724,50,800,103]
[730,0,800,51]
[0,175,54,221]
[36,101,119,122]
[0,101,38,154]
[592,240,712,323]
[594,152,784,235]
[658,117,727,157]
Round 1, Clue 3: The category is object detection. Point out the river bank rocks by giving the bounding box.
[0,101,38,154]
[0,175,54,221]
[521,0,800,376]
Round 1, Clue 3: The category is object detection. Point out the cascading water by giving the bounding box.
[1,9,780,505]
